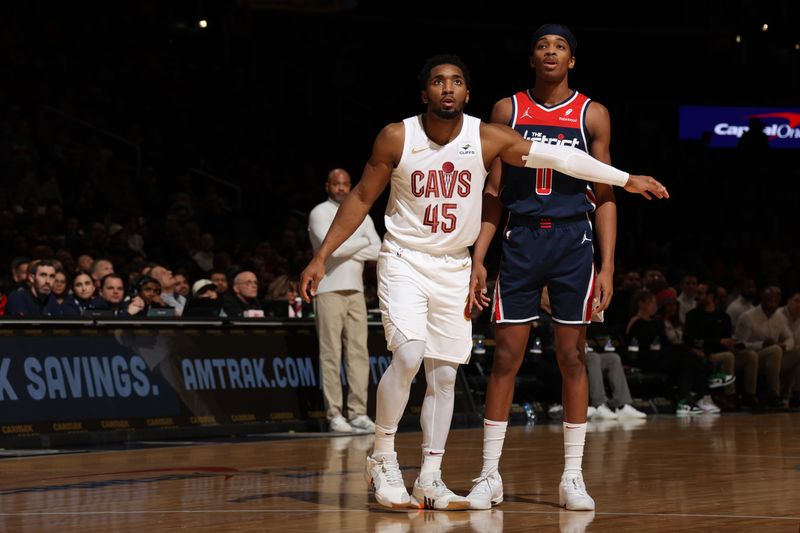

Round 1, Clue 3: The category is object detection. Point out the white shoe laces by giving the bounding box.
[470,470,496,494]
[566,476,588,495]
[381,459,404,487]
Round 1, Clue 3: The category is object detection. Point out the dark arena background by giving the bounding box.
[1,2,799,532]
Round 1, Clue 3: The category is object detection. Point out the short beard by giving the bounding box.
[433,108,459,120]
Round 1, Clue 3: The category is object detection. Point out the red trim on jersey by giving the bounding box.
[585,187,596,205]
[513,90,590,128]
[584,268,597,322]
[493,278,503,322]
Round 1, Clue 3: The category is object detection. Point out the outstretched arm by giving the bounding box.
[300,123,401,301]
[481,122,669,199]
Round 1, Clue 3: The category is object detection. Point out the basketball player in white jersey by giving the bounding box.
[300,54,667,511]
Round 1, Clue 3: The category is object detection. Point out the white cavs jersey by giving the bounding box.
[385,114,488,254]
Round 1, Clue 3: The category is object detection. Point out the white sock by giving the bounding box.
[420,447,444,477]
[373,424,396,456]
[481,418,508,476]
[563,421,587,476]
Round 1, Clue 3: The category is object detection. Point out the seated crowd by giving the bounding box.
[0,256,309,320]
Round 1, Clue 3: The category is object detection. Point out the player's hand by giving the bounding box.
[467,260,491,317]
[624,175,669,200]
[594,269,614,313]
[300,257,325,303]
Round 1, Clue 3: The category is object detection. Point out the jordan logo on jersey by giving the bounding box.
[411,162,472,198]
[521,107,533,119]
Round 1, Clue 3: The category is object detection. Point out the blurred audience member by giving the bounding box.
[91,259,114,288]
[222,271,263,317]
[677,273,698,324]
[735,286,800,408]
[727,277,756,329]
[7,259,56,316]
[150,265,186,315]
[173,273,191,298]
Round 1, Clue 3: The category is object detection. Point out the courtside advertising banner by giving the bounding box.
[0,325,445,442]
[679,106,800,149]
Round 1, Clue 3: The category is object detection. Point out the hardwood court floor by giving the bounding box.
[1,414,799,532]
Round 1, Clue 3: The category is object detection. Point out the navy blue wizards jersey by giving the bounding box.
[500,90,597,217]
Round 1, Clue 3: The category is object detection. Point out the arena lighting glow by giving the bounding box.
[198,19,208,29]
[735,34,742,43]
[761,23,768,31]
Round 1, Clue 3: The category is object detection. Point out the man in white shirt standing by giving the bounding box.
[309,168,381,433]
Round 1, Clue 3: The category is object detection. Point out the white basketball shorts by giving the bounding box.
[377,239,472,364]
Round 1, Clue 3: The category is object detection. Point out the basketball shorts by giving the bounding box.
[377,238,472,364]
[493,216,597,325]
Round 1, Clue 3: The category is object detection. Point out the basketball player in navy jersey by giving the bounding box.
[466,24,653,511]
[300,54,666,511]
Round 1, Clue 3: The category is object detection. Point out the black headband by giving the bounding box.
[531,23,577,54]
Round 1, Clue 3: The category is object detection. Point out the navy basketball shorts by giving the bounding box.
[492,218,596,325]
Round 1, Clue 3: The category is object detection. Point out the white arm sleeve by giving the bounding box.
[523,142,629,187]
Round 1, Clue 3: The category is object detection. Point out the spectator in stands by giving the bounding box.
[626,289,715,414]
[737,117,769,156]
[735,286,800,408]
[91,259,114,288]
[87,222,109,257]
[150,265,186,315]
[221,271,263,317]
[727,277,756,329]
[46,269,80,316]
[684,282,739,409]
[173,273,191,298]
[265,275,310,318]
[779,290,800,405]
[127,276,172,316]
[677,274,698,324]
[642,267,668,293]
[93,274,128,315]
[56,249,76,275]
[192,233,216,273]
[656,288,683,344]
[76,254,94,274]
[658,287,728,411]
[70,271,98,313]
[192,279,218,300]
[183,278,223,317]
[210,269,229,295]
[605,269,641,336]
[8,257,30,292]
[6,259,56,316]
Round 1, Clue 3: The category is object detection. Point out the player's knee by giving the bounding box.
[556,348,584,370]
[491,349,524,376]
